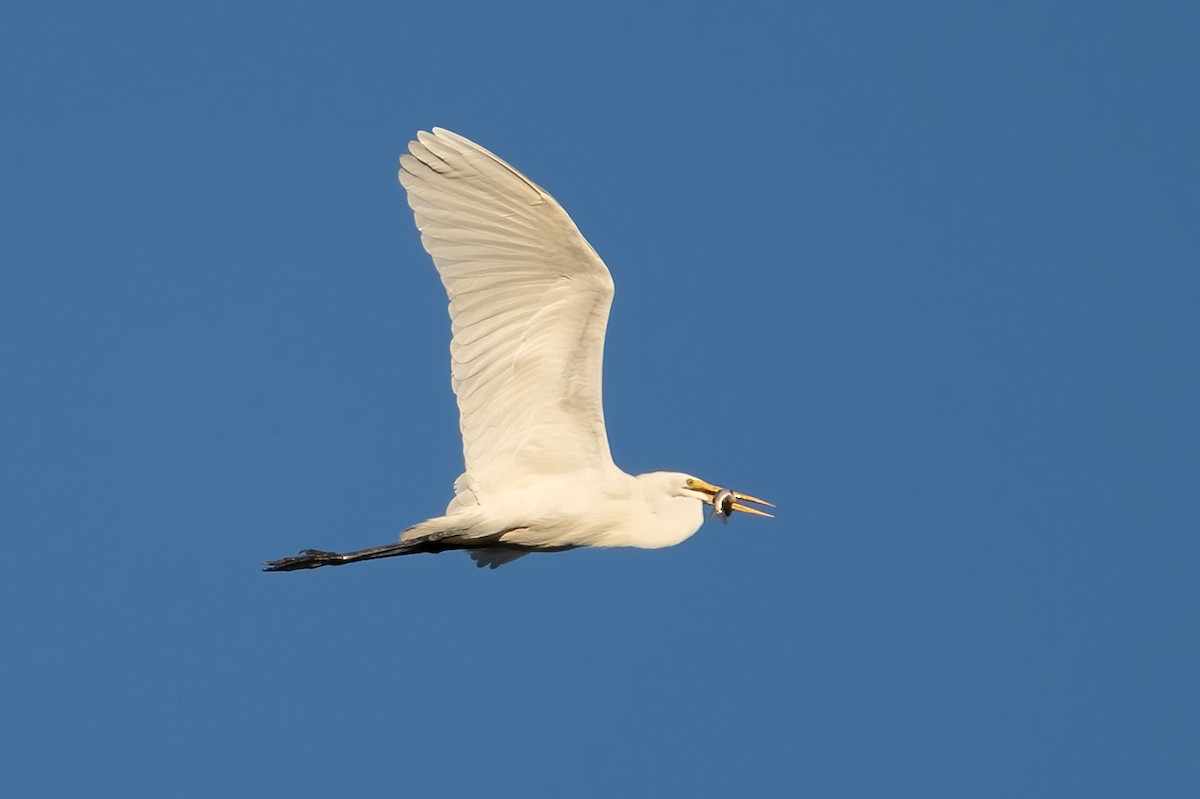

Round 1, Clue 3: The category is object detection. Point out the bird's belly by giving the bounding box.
[493,503,702,551]
[463,473,705,551]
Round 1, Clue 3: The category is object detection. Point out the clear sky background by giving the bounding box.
[2,1,1196,797]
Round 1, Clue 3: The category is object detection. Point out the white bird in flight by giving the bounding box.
[265,128,772,571]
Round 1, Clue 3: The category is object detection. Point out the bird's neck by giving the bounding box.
[632,492,705,550]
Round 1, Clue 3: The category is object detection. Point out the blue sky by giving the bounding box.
[2,1,1197,796]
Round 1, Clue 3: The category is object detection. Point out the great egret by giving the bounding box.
[265,128,772,571]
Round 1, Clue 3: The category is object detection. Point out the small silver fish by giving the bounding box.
[711,488,736,524]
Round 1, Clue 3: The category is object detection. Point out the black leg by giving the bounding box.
[263,541,419,572]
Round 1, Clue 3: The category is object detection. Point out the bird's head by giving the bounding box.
[678,475,774,519]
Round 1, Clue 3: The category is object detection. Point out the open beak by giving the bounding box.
[692,479,775,518]
[728,492,775,518]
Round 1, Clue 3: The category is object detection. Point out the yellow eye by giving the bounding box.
[685,479,695,487]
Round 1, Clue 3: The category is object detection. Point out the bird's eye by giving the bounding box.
[685,479,695,487]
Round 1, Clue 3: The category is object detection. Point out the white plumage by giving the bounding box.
[400,128,617,503]
[265,128,770,572]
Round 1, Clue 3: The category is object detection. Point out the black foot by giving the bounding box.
[263,549,345,572]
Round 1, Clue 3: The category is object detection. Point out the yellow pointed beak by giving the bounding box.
[690,479,775,518]
[730,499,774,518]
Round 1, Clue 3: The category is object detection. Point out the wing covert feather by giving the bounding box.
[397,129,618,497]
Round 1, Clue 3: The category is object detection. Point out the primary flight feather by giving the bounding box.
[265,128,771,572]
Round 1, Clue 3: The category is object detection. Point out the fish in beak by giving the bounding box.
[689,478,775,522]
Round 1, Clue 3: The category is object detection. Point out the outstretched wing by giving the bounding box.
[398,129,618,499]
